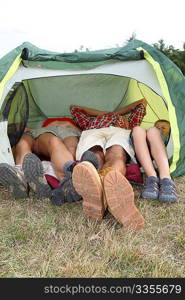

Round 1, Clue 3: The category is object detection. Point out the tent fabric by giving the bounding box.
[0,41,143,81]
[1,39,185,177]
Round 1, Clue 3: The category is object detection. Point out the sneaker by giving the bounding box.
[50,160,82,206]
[0,163,28,199]
[22,153,52,199]
[72,161,106,220]
[62,160,78,178]
[98,167,115,177]
[80,151,99,170]
[50,177,82,206]
[159,178,177,203]
[141,176,159,200]
[103,170,145,231]
[61,151,99,181]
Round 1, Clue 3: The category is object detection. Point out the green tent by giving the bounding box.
[0,39,185,177]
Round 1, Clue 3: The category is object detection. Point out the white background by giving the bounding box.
[0,0,185,58]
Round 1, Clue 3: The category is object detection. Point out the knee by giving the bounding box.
[147,127,160,141]
[15,136,33,152]
[132,126,146,139]
[106,145,126,161]
[107,145,123,154]
[48,135,62,148]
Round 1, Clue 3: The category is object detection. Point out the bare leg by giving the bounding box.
[0,134,35,199]
[14,134,34,165]
[102,145,127,175]
[88,146,105,169]
[63,136,79,159]
[132,126,176,202]
[33,133,74,179]
[146,127,171,179]
[132,126,158,178]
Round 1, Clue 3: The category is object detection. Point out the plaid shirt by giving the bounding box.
[71,103,146,130]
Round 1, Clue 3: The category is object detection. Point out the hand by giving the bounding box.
[70,104,76,110]
[140,98,147,106]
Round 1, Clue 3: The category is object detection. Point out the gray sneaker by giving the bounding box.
[141,176,159,200]
[80,150,99,170]
[50,160,82,206]
[22,153,52,199]
[0,163,28,199]
[159,178,177,202]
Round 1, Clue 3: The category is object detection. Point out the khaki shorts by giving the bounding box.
[24,125,81,140]
[76,126,136,162]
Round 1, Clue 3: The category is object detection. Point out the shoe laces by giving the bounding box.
[144,176,159,192]
[98,167,115,178]
[15,165,27,184]
[160,178,176,194]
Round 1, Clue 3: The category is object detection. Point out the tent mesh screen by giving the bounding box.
[0,82,29,147]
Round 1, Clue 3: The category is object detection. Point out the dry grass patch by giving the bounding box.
[0,177,185,278]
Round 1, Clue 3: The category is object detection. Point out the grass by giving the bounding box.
[0,178,185,278]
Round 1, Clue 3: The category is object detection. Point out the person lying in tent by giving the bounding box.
[70,98,147,167]
[0,99,146,231]
[0,117,98,205]
[131,119,177,202]
[69,99,147,231]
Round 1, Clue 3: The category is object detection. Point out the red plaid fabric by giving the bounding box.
[71,103,146,130]
[71,107,117,130]
[116,103,146,129]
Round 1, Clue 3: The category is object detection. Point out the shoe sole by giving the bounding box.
[72,161,104,220]
[103,170,145,231]
[141,190,158,200]
[22,153,51,199]
[0,163,28,199]
[159,196,177,203]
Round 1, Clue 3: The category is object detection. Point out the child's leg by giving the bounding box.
[146,127,177,202]
[146,127,171,179]
[132,126,157,178]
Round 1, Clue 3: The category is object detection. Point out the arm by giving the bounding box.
[114,98,147,115]
[70,105,110,116]
[70,98,147,117]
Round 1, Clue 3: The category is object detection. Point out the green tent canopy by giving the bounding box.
[0,39,185,177]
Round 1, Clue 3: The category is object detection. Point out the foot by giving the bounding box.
[159,178,177,202]
[50,176,82,206]
[22,153,52,199]
[62,151,99,180]
[80,151,99,170]
[141,176,159,200]
[0,163,28,199]
[72,161,105,220]
[103,170,145,231]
